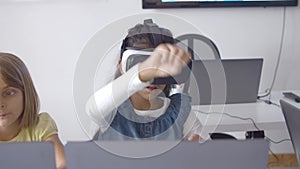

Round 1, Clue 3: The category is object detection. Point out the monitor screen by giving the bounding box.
[142,0,298,8]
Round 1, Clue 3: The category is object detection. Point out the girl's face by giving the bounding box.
[118,59,167,101]
[0,74,24,129]
[119,43,167,102]
[135,84,167,101]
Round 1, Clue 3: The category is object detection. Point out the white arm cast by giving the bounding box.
[86,64,151,127]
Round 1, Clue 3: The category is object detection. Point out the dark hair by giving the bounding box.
[120,19,175,58]
[120,20,174,96]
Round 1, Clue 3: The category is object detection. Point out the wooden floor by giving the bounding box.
[269,154,298,167]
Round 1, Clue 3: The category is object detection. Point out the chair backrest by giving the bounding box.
[175,33,221,60]
[174,33,221,94]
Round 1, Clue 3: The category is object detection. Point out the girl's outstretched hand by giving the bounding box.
[188,134,201,142]
[138,44,191,82]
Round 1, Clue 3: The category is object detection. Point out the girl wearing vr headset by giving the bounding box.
[0,53,66,169]
[86,20,201,141]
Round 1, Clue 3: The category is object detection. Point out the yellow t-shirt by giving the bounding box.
[4,112,58,142]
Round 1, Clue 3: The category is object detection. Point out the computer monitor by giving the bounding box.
[189,58,263,105]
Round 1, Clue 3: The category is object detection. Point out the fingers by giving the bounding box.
[138,43,191,82]
[188,134,201,142]
[155,44,191,65]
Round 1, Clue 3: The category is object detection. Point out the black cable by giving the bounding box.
[195,109,291,164]
[258,7,287,99]
[195,109,292,167]
[196,110,291,144]
[257,98,281,107]
[257,89,271,99]
[265,137,291,144]
[196,110,260,130]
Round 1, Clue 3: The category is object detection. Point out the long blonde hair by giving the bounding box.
[0,53,40,128]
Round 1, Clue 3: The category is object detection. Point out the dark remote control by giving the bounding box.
[283,92,300,103]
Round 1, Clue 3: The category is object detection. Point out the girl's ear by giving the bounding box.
[117,59,124,74]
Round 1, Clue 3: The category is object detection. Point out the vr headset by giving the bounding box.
[120,19,192,84]
[121,48,192,84]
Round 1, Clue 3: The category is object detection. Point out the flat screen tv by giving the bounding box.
[142,0,298,8]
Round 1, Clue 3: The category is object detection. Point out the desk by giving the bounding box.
[193,90,300,154]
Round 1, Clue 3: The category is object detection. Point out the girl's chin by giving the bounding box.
[138,91,160,100]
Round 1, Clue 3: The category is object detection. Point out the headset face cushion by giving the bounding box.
[126,54,148,71]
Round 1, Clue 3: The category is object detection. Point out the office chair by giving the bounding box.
[175,33,221,60]
[174,33,221,93]
[175,34,236,140]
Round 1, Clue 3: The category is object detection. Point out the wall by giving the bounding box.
[0,0,299,143]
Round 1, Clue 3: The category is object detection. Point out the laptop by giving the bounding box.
[189,58,263,105]
[280,99,300,163]
[65,139,269,169]
[0,142,56,169]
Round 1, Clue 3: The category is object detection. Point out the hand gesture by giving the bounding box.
[138,44,191,82]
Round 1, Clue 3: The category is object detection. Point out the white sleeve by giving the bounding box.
[85,64,151,128]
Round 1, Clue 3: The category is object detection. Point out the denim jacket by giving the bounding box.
[98,93,191,140]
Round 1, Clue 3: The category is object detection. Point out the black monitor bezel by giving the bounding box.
[142,0,298,8]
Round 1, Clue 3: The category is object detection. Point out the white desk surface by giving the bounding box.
[192,90,300,154]
[193,90,300,133]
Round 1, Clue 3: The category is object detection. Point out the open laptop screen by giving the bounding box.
[65,139,268,169]
[280,99,300,163]
[189,58,263,105]
[0,142,56,169]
